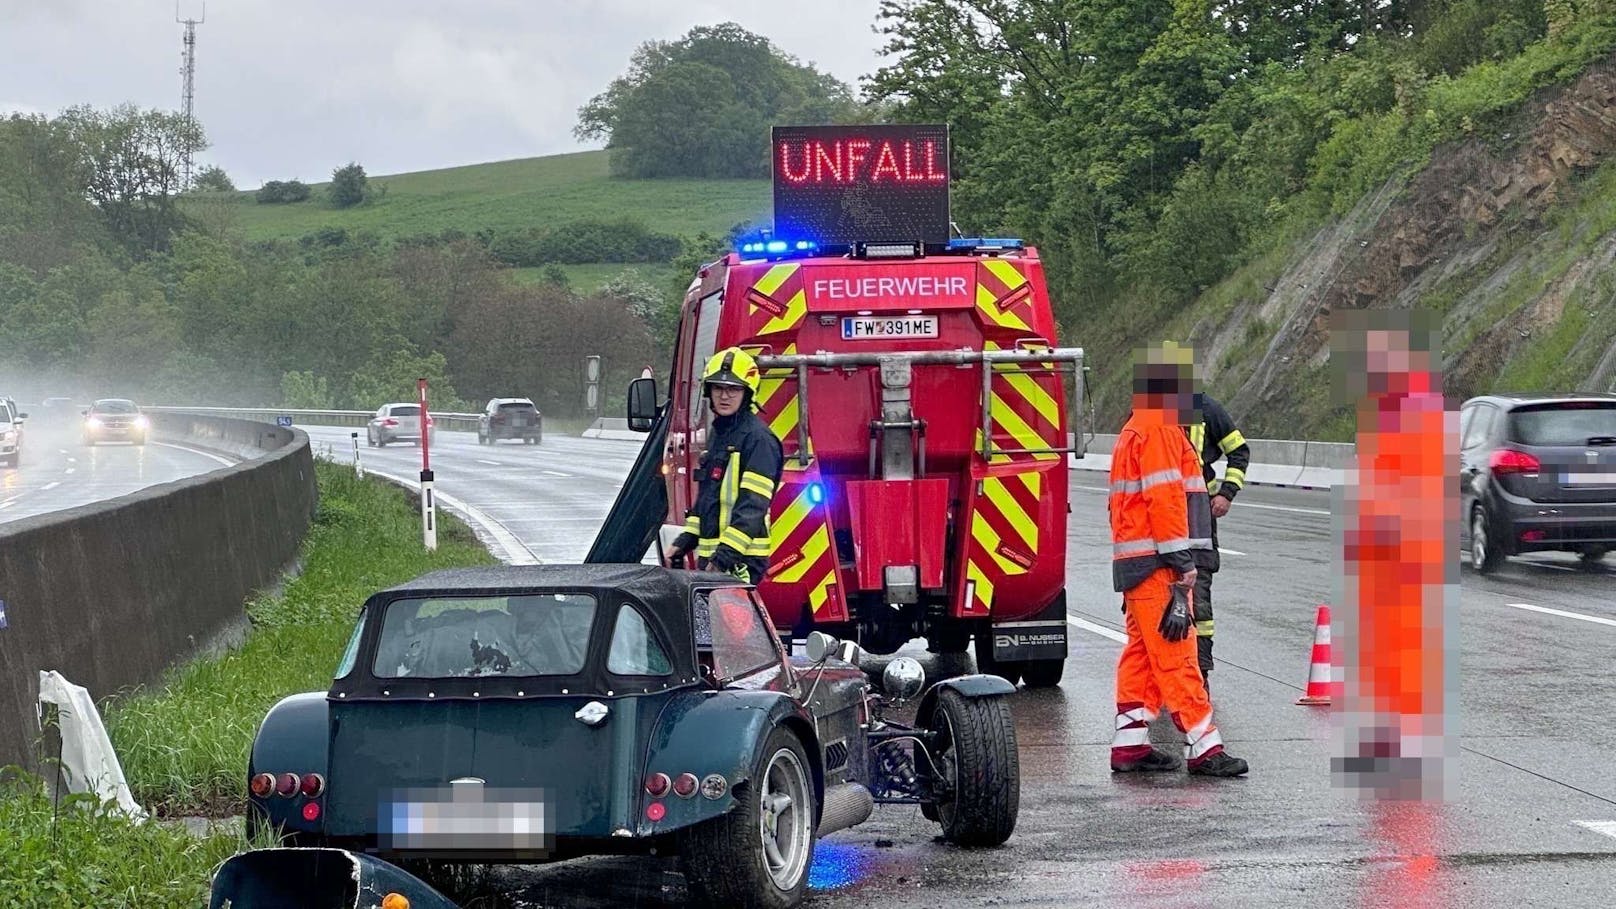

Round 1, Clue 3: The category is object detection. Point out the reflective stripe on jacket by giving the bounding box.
[1110,408,1215,593]
[684,408,783,563]
[1184,393,1251,499]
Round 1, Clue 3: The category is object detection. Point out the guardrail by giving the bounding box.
[145,406,484,434]
[0,414,317,771]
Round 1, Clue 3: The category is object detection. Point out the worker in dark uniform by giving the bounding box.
[1182,391,1251,692]
[665,347,784,585]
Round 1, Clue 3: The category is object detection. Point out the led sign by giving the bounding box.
[771,124,950,247]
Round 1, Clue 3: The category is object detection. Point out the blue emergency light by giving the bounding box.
[948,237,1024,250]
[739,237,819,257]
[806,482,826,505]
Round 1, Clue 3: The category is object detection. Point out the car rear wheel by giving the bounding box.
[926,688,1019,847]
[1471,505,1504,574]
[1579,545,1608,565]
[680,725,816,909]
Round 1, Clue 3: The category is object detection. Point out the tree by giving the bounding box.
[576,23,864,178]
[190,164,234,192]
[256,179,311,203]
[281,370,333,408]
[329,162,368,208]
[56,104,206,256]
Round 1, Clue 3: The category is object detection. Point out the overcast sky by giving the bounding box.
[1,0,891,187]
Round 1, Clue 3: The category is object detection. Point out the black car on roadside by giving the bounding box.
[478,397,543,445]
[1460,393,1616,572]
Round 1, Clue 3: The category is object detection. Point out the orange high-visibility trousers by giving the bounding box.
[1112,568,1224,766]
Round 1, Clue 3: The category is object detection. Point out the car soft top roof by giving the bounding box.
[332,565,750,700]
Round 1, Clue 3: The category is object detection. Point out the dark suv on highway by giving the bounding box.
[478,397,543,445]
[1460,393,1616,572]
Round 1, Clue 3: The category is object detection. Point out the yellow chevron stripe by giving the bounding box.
[990,391,1060,461]
[971,509,1028,576]
[760,289,807,335]
[982,259,1027,290]
[770,487,816,547]
[755,343,796,408]
[977,291,1032,331]
[1002,371,1059,428]
[807,569,836,613]
[1015,470,1042,499]
[756,263,798,295]
[982,477,1037,551]
[776,525,830,584]
[967,559,995,611]
[769,394,800,441]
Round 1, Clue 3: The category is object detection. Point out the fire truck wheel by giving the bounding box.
[1019,659,1065,688]
[927,688,1020,847]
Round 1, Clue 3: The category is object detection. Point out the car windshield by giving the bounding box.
[390,405,421,416]
[373,593,597,678]
[1511,403,1616,445]
[95,400,137,414]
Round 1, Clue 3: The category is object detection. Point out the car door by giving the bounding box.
[1458,403,1479,544]
[1461,403,1500,525]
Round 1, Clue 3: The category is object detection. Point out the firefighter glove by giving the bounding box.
[1159,584,1193,642]
[711,545,749,581]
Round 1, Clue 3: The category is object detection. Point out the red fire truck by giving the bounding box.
[591,125,1088,687]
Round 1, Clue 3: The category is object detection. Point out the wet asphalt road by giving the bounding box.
[301,426,1616,908]
[0,423,236,525]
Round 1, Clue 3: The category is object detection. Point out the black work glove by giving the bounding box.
[1159,583,1193,642]
[710,545,750,581]
[666,532,698,568]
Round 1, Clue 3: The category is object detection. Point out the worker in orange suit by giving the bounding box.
[1108,342,1249,777]
[1332,311,1457,801]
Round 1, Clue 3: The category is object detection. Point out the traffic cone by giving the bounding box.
[1296,604,1333,706]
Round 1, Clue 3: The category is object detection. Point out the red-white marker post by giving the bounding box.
[418,378,437,551]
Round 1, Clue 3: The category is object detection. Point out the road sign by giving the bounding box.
[585,355,602,382]
[586,385,599,410]
[276,415,294,427]
[0,599,7,630]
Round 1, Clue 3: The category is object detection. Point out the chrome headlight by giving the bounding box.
[882,657,926,701]
[85,417,102,428]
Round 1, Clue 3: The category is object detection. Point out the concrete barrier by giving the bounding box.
[0,417,317,771]
[582,417,645,442]
[1074,433,1349,489]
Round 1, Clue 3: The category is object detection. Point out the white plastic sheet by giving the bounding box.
[36,670,148,823]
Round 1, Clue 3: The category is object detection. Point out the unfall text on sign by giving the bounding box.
[777,138,947,186]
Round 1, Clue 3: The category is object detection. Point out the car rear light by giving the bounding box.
[275,772,298,798]
[250,773,275,798]
[646,801,666,822]
[302,801,322,822]
[1490,449,1541,475]
[673,773,698,798]
[1522,530,1547,542]
[300,773,325,798]
[382,418,398,427]
[645,772,671,797]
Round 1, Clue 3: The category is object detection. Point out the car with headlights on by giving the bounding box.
[81,398,148,446]
[1461,393,1616,572]
[0,399,25,467]
[215,564,1021,909]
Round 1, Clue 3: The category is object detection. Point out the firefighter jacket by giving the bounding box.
[1109,407,1216,593]
[679,407,784,572]
[1185,393,1251,501]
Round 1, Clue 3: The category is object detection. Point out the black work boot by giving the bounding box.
[1112,747,1181,773]
[1188,749,1249,777]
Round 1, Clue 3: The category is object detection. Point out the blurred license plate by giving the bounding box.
[842,315,937,340]
[1563,472,1616,485]
[383,785,552,851]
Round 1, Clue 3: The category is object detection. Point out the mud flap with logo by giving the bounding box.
[990,589,1068,662]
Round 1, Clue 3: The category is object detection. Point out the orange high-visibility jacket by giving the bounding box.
[1109,408,1216,593]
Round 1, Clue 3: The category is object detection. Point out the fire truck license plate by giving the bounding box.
[841,315,938,340]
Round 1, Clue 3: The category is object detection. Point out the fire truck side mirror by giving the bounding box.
[627,377,659,432]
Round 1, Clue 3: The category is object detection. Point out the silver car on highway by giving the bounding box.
[366,402,433,448]
[0,399,24,467]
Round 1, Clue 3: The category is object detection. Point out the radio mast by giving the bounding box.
[177,1,206,188]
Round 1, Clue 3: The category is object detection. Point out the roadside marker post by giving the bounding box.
[418,378,437,552]
[351,431,363,479]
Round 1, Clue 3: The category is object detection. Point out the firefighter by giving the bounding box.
[1108,342,1248,777]
[665,347,784,585]
[1182,390,1251,692]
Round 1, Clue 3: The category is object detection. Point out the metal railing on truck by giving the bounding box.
[753,346,1088,479]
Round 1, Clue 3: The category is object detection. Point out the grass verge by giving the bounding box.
[103,458,496,818]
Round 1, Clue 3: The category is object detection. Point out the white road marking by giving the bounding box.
[43,481,59,491]
[1074,484,1329,516]
[1575,820,1616,839]
[58,448,68,455]
[65,467,75,475]
[0,501,13,510]
[362,466,540,565]
[151,441,237,467]
[542,470,571,478]
[67,457,76,463]
[476,459,503,466]
[1069,616,1127,644]
[1507,602,1616,629]
[1219,547,1246,556]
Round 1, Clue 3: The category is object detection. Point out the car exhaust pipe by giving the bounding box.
[208,847,460,909]
[815,782,875,837]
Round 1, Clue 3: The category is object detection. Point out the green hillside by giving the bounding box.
[193,150,771,244]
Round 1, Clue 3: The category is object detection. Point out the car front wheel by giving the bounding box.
[926,688,1019,847]
[1471,504,1504,574]
[680,725,816,909]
